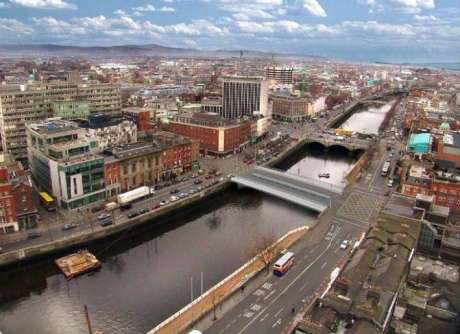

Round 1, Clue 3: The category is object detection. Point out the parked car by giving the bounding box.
[100,219,113,227]
[170,188,179,194]
[97,213,111,220]
[194,179,203,185]
[340,240,349,250]
[127,211,139,219]
[138,208,149,215]
[159,200,169,206]
[169,195,179,202]
[179,192,187,199]
[27,232,42,239]
[387,179,394,187]
[164,182,172,187]
[152,203,161,210]
[62,223,77,231]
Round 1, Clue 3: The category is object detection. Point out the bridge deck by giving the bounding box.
[232,167,343,213]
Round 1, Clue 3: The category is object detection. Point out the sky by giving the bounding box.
[0,0,459,63]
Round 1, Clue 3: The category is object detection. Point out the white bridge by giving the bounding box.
[232,167,345,213]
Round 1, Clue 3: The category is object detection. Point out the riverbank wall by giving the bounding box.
[0,181,232,268]
[147,226,309,334]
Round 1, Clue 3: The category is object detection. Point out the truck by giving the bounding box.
[105,202,118,211]
[117,186,152,206]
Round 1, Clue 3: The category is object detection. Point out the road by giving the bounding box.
[206,216,367,334]
[0,175,220,252]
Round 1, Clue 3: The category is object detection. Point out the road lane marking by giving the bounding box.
[263,289,276,301]
[236,229,340,334]
[272,318,282,328]
[320,262,328,270]
[259,313,269,322]
[274,307,284,317]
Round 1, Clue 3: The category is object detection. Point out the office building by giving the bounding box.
[26,119,106,210]
[265,67,294,84]
[270,93,315,121]
[0,82,121,161]
[221,76,268,120]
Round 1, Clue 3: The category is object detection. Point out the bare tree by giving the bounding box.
[246,234,279,275]
[210,289,223,321]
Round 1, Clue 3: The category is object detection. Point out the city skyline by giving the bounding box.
[0,0,459,63]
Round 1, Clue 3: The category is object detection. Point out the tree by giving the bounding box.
[210,289,223,321]
[246,234,279,274]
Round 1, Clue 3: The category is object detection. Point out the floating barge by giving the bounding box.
[55,250,101,280]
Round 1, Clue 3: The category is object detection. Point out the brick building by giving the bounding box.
[0,153,38,233]
[168,113,251,155]
[104,158,121,199]
[123,107,153,132]
[152,131,200,179]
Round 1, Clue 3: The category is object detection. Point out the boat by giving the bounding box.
[55,249,101,280]
[318,173,330,178]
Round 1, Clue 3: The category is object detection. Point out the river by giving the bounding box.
[0,101,392,334]
[340,101,394,134]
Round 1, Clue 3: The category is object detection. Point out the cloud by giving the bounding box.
[132,3,175,13]
[357,0,376,5]
[413,14,437,21]
[211,0,285,22]
[0,2,10,8]
[303,0,327,17]
[389,0,435,10]
[133,4,156,12]
[10,0,77,10]
[31,16,85,36]
[0,17,33,34]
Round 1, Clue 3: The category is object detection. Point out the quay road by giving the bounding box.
[206,203,369,334]
[0,175,221,253]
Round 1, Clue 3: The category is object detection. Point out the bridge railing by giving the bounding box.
[255,167,345,194]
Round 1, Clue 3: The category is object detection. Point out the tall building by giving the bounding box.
[265,67,294,84]
[221,76,268,120]
[0,82,121,161]
[26,119,106,210]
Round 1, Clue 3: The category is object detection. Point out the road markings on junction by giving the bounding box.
[320,261,328,270]
[263,289,276,301]
[272,318,282,328]
[259,312,270,322]
[274,307,284,317]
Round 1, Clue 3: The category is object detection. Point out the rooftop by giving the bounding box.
[27,119,78,135]
[104,142,162,160]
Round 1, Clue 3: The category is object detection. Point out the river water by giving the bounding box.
[0,101,392,334]
[340,102,394,134]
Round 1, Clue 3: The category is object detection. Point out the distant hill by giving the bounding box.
[0,43,321,60]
